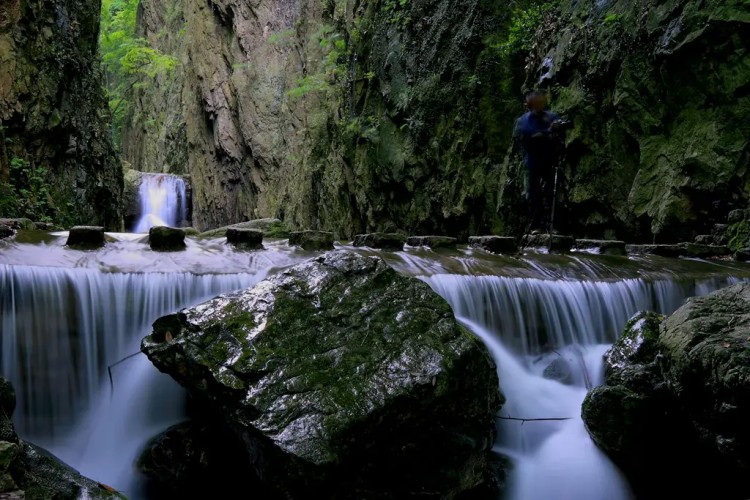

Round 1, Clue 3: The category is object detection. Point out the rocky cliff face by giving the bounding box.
[0,0,122,229]
[122,0,514,233]
[123,0,750,239]
[517,0,750,241]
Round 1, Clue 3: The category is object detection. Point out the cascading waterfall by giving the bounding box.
[133,174,188,232]
[0,264,262,495]
[424,274,743,500]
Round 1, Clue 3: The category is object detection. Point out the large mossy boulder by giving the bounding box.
[65,226,105,250]
[582,286,750,499]
[142,251,502,498]
[0,378,120,499]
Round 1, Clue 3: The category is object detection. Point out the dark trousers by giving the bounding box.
[524,159,557,231]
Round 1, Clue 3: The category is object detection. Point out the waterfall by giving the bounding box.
[423,274,742,500]
[133,174,188,232]
[0,264,262,495]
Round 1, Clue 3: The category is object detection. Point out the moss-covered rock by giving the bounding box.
[582,287,750,499]
[197,219,290,239]
[142,251,502,497]
[352,233,406,250]
[0,225,13,239]
[65,226,105,250]
[520,0,750,242]
[225,228,263,250]
[288,230,334,251]
[149,226,186,252]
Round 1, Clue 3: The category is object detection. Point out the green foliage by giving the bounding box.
[603,13,623,25]
[381,0,411,27]
[267,29,296,46]
[0,157,52,222]
[99,0,179,147]
[488,2,553,57]
[288,24,348,99]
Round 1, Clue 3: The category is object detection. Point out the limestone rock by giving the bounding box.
[142,252,502,497]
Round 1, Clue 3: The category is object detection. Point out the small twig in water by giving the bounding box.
[496,415,572,424]
[108,351,142,396]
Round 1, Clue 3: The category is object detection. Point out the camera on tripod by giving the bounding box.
[551,118,573,130]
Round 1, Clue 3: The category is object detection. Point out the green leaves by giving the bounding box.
[99,0,179,146]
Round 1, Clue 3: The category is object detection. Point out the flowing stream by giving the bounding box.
[1,233,749,498]
[133,174,188,232]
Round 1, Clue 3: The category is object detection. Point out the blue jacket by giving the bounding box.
[513,110,562,170]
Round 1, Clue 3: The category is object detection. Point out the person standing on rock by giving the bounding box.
[513,90,569,232]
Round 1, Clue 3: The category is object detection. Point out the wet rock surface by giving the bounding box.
[574,239,626,256]
[406,236,457,250]
[142,252,502,497]
[352,233,406,250]
[522,234,574,253]
[198,219,290,239]
[624,244,685,258]
[288,230,335,251]
[469,236,518,255]
[582,286,750,499]
[149,226,186,252]
[226,228,263,250]
[0,225,14,239]
[65,226,105,250]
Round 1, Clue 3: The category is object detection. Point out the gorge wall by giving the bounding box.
[0,0,122,229]
[123,0,750,239]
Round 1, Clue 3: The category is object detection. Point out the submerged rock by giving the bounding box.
[679,242,730,259]
[352,233,405,250]
[288,230,334,251]
[523,234,574,253]
[142,251,502,497]
[542,357,573,385]
[149,226,186,252]
[624,244,685,258]
[0,378,120,499]
[582,287,750,499]
[65,226,105,250]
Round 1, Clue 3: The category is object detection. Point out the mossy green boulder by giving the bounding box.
[142,251,502,497]
[582,286,750,499]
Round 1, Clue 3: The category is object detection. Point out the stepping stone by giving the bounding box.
[694,235,715,245]
[0,218,35,230]
[149,226,186,252]
[0,224,14,239]
[524,234,574,252]
[66,226,105,249]
[625,244,686,258]
[406,236,457,250]
[575,239,627,256]
[226,228,263,250]
[288,231,334,251]
[679,243,730,259]
[352,233,405,250]
[469,236,518,254]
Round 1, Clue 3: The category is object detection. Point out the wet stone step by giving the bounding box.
[406,236,457,250]
[523,234,574,253]
[226,228,263,250]
[625,244,686,258]
[149,226,186,252]
[680,243,730,259]
[66,226,105,250]
[352,233,405,250]
[574,239,627,256]
[288,230,334,251]
[468,236,518,254]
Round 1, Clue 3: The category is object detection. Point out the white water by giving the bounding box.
[133,174,188,232]
[0,264,262,496]
[424,274,742,500]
